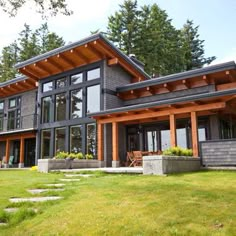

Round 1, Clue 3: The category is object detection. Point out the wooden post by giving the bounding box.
[20,137,25,164]
[112,122,119,161]
[5,139,10,164]
[97,123,103,161]
[170,114,176,147]
[191,111,199,157]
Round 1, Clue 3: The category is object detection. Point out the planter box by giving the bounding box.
[38,159,100,173]
[143,155,200,175]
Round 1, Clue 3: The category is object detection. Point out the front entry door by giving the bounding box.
[24,138,36,167]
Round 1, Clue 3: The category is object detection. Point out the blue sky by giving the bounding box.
[0,0,235,64]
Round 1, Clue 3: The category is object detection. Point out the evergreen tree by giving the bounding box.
[0,23,65,82]
[180,20,216,70]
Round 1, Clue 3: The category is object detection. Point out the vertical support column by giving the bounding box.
[97,122,104,167]
[4,139,10,168]
[19,137,25,168]
[112,122,119,167]
[170,114,177,147]
[191,111,199,157]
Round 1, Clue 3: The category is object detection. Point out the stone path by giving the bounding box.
[45,183,65,187]
[65,174,92,178]
[0,222,7,226]
[4,208,18,213]
[28,188,64,194]
[59,178,80,182]
[9,196,63,203]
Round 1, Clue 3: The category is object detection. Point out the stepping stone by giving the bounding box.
[45,183,65,187]
[28,189,64,194]
[9,196,62,203]
[65,174,92,178]
[0,222,7,226]
[59,178,80,182]
[4,208,18,213]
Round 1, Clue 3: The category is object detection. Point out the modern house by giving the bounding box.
[0,33,236,168]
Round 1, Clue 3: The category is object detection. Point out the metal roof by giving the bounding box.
[89,87,236,117]
[0,75,27,88]
[117,61,236,93]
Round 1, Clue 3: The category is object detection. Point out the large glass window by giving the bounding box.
[147,131,158,152]
[41,129,51,158]
[56,77,67,88]
[55,127,66,154]
[87,85,100,113]
[161,130,171,151]
[71,89,83,119]
[55,93,66,121]
[70,125,82,153]
[0,101,4,110]
[8,111,16,130]
[87,123,96,157]
[71,73,83,84]
[9,98,16,108]
[87,68,100,81]
[42,96,52,123]
[43,81,53,92]
[177,128,187,148]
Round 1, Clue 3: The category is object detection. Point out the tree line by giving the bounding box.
[0,0,215,82]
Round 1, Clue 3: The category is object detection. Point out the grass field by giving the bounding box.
[0,170,236,236]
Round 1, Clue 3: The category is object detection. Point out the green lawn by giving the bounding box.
[0,170,236,236]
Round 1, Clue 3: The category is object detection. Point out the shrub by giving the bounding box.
[75,152,84,159]
[30,166,38,171]
[85,154,93,160]
[163,146,193,157]
[55,151,69,159]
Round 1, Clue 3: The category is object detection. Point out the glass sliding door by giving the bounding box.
[87,123,96,157]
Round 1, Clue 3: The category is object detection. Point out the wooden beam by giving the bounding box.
[182,79,191,89]
[21,67,39,81]
[96,102,226,124]
[93,40,112,58]
[108,58,119,66]
[45,58,64,71]
[217,82,236,91]
[170,114,176,147]
[57,54,76,67]
[225,70,236,82]
[19,137,25,164]
[97,123,104,161]
[163,83,172,91]
[34,62,52,74]
[112,122,119,162]
[84,43,104,59]
[202,75,209,85]
[5,139,10,164]
[191,111,199,157]
[70,49,90,63]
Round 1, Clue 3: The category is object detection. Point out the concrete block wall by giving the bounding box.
[201,139,236,166]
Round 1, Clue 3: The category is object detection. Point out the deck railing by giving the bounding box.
[0,114,38,132]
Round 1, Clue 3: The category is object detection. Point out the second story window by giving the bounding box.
[7,96,21,130]
[42,96,52,123]
[71,73,83,84]
[87,85,100,113]
[56,77,67,89]
[43,81,53,93]
[87,68,100,81]
[71,89,83,119]
[55,93,66,121]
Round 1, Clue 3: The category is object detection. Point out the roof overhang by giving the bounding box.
[15,33,151,82]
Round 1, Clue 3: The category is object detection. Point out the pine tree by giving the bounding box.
[180,20,216,70]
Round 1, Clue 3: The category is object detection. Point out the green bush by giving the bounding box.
[163,146,193,157]
[75,152,84,159]
[85,154,93,160]
[55,151,69,159]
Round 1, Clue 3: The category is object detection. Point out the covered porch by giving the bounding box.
[0,131,36,168]
[92,92,236,167]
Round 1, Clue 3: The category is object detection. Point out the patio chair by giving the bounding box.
[126,152,134,166]
[8,156,14,167]
[130,151,143,167]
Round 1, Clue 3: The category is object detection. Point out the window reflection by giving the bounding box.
[71,73,83,84]
[42,96,52,123]
[177,128,187,148]
[87,123,96,157]
[87,85,100,113]
[55,128,66,154]
[71,89,83,119]
[43,81,53,92]
[41,129,51,158]
[161,130,171,150]
[56,77,67,88]
[70,125,82,153]
[87,68,100,81]
[55,93,66,121]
